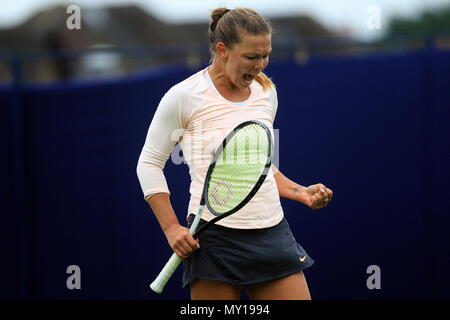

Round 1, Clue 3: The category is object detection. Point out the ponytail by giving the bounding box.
[255,71,275,91]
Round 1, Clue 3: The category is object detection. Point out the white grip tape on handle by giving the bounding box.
[150,205,204,294]
[150,253,182,293]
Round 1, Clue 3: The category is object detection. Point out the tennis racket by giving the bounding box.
[150,120,273,294]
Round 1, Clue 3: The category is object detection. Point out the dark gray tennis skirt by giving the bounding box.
[182,215,314,288]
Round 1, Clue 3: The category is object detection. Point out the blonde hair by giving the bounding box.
[208,7,275,91]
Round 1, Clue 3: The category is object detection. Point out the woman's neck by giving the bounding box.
[208,62,250,102]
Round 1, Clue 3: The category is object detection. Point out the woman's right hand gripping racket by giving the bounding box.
[150,120,273,294]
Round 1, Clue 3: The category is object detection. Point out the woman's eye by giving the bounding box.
[246,55,269,60]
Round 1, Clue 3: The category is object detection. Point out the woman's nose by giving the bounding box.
[254,58,264,71]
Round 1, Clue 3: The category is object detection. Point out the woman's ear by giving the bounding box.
[216,42,228,60]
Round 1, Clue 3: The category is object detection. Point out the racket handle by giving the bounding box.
[150,205,204,294]
[150,252,182,294]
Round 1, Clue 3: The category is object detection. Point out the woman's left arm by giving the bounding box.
[272,165,333,210]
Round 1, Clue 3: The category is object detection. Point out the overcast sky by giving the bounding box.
[1,0,449,40]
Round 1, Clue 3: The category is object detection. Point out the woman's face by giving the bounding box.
[221,31,272,89]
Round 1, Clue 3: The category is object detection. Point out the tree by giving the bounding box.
[385,5,450,37]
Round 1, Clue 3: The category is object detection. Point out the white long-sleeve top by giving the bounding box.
[137,67,284,229]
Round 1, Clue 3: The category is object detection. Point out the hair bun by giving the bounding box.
[210,8,230,33]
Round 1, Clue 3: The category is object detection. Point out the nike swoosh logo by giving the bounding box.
[299,256,307,262]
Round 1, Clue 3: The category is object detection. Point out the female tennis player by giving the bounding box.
[137,7,333,300]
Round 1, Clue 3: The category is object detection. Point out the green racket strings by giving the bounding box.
[207,123,270,215]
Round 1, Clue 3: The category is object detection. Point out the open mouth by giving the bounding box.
[243,73,255,82]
